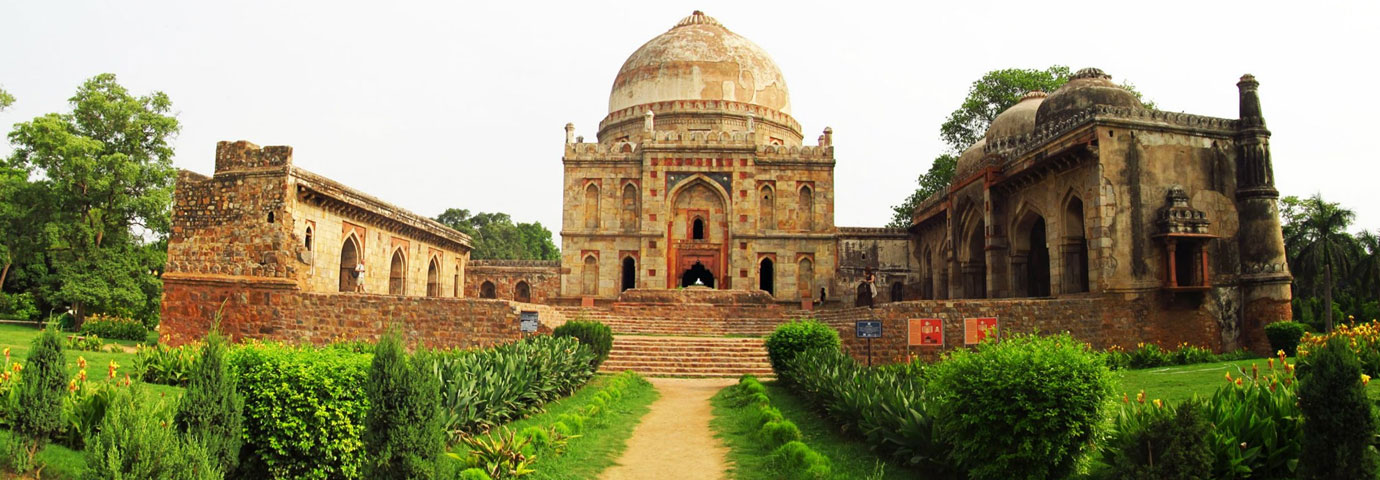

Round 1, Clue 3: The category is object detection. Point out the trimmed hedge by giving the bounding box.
[764,319,840,375]
[428,335,597,438]
[727,376,830,478]
[552,321,614,368]
[1265,321,1308,357]
[79,314,148,341]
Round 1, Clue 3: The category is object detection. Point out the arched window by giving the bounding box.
[1064,196,1090,293]
[621,183,639,232]
[891,280,905,302]
[304,226,313,251]
[1013,211,1051,297]
[759,185,775,230]
[964,218,987,299]
[453,274,459,297]
[515,281,531,302]
[582,255,599,296]
[621,257,636,291]
[692,217,705,240]
[797,186,814,231]
[267,211,275,223]
[339,235,360,292]
[480,281,496,299]
[759,257,775,296]
[584,183,600,230]
[426,258,440,297]
[389,249,406,295]
[797,258,814,300]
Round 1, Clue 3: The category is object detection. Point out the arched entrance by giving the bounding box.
[515,281,531,302]
[758,257,774,295]
[388,249,406,295]
[891,280,904,302]
[582,255,599,296]
[1064,196,1090,293]
[681,261,715,288]
[480,281,496,298]
[621,257,636,291]
[339,235,360,292]
[426,258,440,297]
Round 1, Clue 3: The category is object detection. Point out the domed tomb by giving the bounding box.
[598,11,802,144]
[953,138,988,183]
[1035,68,1143,126]
[986,91,1047,144]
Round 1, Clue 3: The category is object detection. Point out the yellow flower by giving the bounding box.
[1268,358,1275,370]
[1122,393,1129,404]
[1364,374,1372,386]
[1153,399,1163,408]
[1137,391,1146,404]
[77,356,87,369]
[107,360,119,379]
[11,363,20,373]
[68,379,77,393]
[78,369,87,382]
[1225,371,1233,382]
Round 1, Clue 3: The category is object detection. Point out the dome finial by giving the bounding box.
[1071,67,1112,81]
[674,10,721,29]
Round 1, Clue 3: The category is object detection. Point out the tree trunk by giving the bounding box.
[1324,262,1334,333]
[0,262,8,289]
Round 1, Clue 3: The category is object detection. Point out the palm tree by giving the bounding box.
[1355,230,1380,308]
[1285,194,1355,332]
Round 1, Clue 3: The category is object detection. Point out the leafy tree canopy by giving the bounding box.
[5,73,178,323]
[435,208,559,261]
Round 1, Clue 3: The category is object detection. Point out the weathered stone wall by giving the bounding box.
[811,295,1226,365]
[836,228,915,306]
[465,260,561,304]
[160,276,556,348]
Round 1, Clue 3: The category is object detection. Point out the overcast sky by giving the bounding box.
[2,1,1376,238]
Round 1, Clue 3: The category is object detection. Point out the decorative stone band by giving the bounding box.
[562,138,834,162]
[837,226,910,238]
[468,259,561,268]
[599,99,800,136]
[985,105,1241,160]
[291,167,472,252]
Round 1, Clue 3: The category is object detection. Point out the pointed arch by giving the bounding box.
[426,256,441,297]
[480,280,496,298]
[388,248,407,295]
[1063,192,1090,293]
[338,234,361,292]
[583,182,600,230]
[798,257,815,300]
[797,185,814,231]
[961,213,987,299]
[582,255,599,296]
[621,183,640,232]
[759,184,775,230]
[304,225,314,251]
[1011,208,1051,297]
[621,256,637,291]
[515,280,531,302]
[759,257,775,296]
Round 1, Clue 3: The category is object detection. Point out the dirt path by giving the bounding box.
[600,377,735,480]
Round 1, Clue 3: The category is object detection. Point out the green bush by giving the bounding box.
[79,313,148,341]
[229,342,372,480]
[926,333,1112,480]
[82,385,222,480]
[174,327,244,476]
[457,467,494,480]
[552,320,613,368]
[14,325,67,457]
[764,319,840,374]
[1100,400,1214,479]
[1202,361,1301,478]
[56,380,121,450]
[771,441,832,480]
[66,334,105,352]
[364,330,444,479]
[135,343,199,386]
[1297,336,1378,479]
[428,335,596,438]
[0,292,39,321]
[1265,321,1307,357]
[757,419,802,447]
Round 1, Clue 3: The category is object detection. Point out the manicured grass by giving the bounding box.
[711,380,916,480]
[1116,357,1380,405]
[445,373,660,479]
[0,323,181,398]
[0,429,87,479]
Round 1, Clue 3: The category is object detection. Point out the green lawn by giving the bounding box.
[1,323,182,398]
[711,380,917,480]
[1115,357,1380,405]
[445,373,659,479]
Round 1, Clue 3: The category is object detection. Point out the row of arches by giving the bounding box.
[580,180,820,233]
[757,184,814,231]
[478,279,532,303]
[584,183,642,232]
[336,234,454,297]
[574,254,816,300]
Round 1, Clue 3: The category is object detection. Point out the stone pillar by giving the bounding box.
[1234,74,1293,354]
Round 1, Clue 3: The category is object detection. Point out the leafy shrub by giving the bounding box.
[1297,336,1378,479]
[1201,358,1302,478]
[14,325,67,461]
[1171,343,1216,365]
[771,441,831,480]
[174,327,244,475]
[454,427,536,479]
[364,330,444,479]
[758,419,802,446]
[428,335,596,439]
[1106,342,1255,370]
[82,384,222,480]
[765,319,840,374]
[552,320,613,368]
[926,333,1112,480]
[135,343,199,386]
[1299,320,1380,375]
[66,334,106,352]
[57,379,122,450]
[0,292,39,320]
[79,313,148,341]
[1265,321,1307,357]
[1101,399,1214,479]
[229,342,372,480]
[457,467,494,480]
[781,347,949,472]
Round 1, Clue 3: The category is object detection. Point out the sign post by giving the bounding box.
[855,320,883,366]
[520,311,540,334]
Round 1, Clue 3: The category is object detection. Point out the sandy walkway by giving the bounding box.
[599,377,735,480]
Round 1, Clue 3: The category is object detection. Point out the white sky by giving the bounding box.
[2,1,1377,239]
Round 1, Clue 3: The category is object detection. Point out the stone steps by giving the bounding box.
[599,335,774,378]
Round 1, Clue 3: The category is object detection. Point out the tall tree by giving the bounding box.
[5,73,178,323]
[887,154,955,228]
[1286,194,1356,332]
[0,86,14,111]
[1355,230,1380,307]
[435,208,559,260]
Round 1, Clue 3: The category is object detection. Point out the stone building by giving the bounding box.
[559,11,851,304]
[906,69,1292,352]
[465,259,562,304]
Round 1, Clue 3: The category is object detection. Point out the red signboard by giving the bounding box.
[908,318,943,346]
[964,317,998,345]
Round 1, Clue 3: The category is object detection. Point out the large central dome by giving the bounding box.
[608,11,791,115]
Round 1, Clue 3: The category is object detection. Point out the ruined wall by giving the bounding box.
[465,260,562,304]
[836,228,915,306]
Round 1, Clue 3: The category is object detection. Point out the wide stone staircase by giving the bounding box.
[598,335,774,378]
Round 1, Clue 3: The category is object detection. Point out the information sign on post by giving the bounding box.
[908,318,943,346]
[520,311,540,333]
[855,320,882,366]
[963,317,998,345]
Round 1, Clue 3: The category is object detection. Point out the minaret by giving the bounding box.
[1234,74,1293,353]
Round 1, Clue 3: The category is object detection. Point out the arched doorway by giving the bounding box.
[621,184,639,232]
[759,185,775,230]
[681,261,715,288]
[515,281,531,303]
[339,236,360,292]
[691,218,705,240]
[426,258,440,297]
[582,255,599,296]
[621,257,636,291]
[963,218,986,299]
[584,183,600,229]
[798,258,814,300]
[891,280,905,302]
[798,186,814,231]
[1027,218,1051,296]
[480,281,496,298]
[669,180,728,289]
[1064,196,1090,293]
[389,249,406,295]
[759,257,775,295]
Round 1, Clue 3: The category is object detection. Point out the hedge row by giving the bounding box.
[727,375,830,479]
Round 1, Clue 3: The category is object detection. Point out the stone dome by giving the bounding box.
[608,11,791,115]
[1035,68,1142,126]
[986,91,1046,143]
[953,138,988,182]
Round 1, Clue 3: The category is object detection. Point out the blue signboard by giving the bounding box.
[855,320,883,338]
